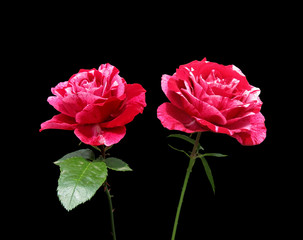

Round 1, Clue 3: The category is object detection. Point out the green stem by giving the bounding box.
[96,145,116,239]
[171,132,202,240]
[105,185,117,240]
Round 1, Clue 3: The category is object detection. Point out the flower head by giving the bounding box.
[157,58,266,145]
[40,63,146,146]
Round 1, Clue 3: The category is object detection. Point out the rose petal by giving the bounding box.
[194,117,233,136]
[222,101,261,121]
[98,63,120,80]
[125,83,147,108]
[102,126,127,146]
[51,81,69,97]
[101,84,146,128]
[74,124,126,146]
[161,74,171,96]
[157,103,204,133]
[228,64,251,90]
[98,63,126,98]
[181,89,227,125]
[40,114,77,132]
[230,113,266,146]
[161,74,180,97]
[175,60,200,81]
[75,97,124,125]
[164,89,201,117]
[47,94,86,117]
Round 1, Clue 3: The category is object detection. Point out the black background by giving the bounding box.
[9,2,298,239]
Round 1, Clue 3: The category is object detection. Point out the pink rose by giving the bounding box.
[157,58,266,146]
[40,63,146,146]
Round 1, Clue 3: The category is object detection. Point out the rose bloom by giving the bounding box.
[157,58,266,146]
[40,63,146,146]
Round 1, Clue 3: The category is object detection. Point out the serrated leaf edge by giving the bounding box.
[56,157,108,211]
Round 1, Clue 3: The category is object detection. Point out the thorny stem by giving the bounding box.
[171,132,202,240]
[93,144,116,240]
[105,184,117,240]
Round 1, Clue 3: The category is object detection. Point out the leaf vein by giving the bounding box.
[68,161,92,208]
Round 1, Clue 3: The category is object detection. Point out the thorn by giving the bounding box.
[103,182,111,192]
[112,208,115,212]
[103,187,111,193]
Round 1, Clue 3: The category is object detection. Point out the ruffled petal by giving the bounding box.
[157,103,204,133]
[231,113,266,146]
[125,83,147,109]
[175,60,201,81]
[74,124,126,146]
[51,81,69,97]
[194,117,233,136]
[98,63,126,98]
[103,126,127,146]
[75,97,124,125]
[180,89,227,125]
[47,95,86,117]
[101,84,146,128]
[194,113,266,146]
[40,114,77,131]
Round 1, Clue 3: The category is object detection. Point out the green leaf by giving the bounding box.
[200,153,228,158]
[199,156,215,194]
[104,157,132,171]
[56,156,107,211]
[168,144,190,158]
[168,133,204,151]
[55,149,95,165]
